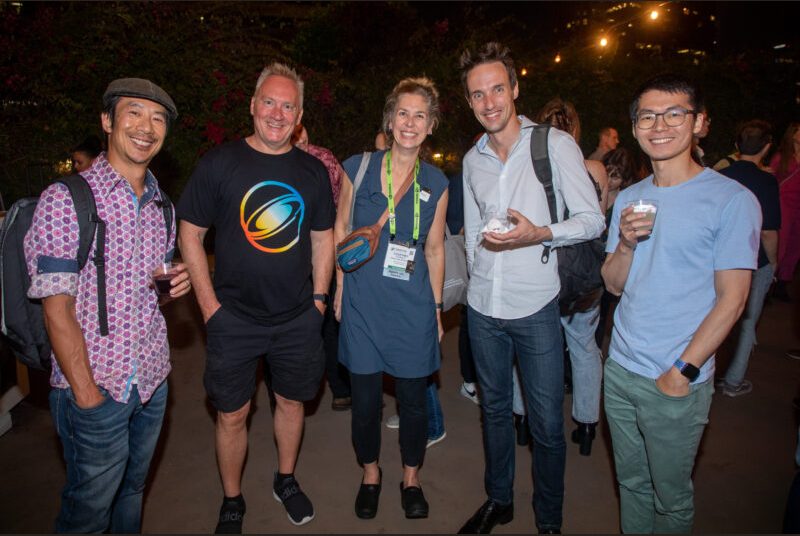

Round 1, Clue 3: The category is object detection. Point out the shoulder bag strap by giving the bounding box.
[347,152,372,234]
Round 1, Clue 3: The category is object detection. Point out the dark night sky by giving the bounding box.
[411,1,799,53]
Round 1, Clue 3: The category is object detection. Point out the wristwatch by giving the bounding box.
[673,358,700,382]
[313,293,329,305]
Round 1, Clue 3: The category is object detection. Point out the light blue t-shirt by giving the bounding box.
[606,168,761,382]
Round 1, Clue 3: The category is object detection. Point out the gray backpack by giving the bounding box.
[0,175,172,370]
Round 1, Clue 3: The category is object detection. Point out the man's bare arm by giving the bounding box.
[761,230,778,266]
[601,206,652,295]
[42,294,103,409]
[310,228,334,314]
[178,220,219,323]
[655,269,752,396]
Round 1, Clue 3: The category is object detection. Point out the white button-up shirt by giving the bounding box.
[463,116,605,320]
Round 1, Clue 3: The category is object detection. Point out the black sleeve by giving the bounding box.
[311,163,335,231]
[761,176,781,231]
[176,152,218,228]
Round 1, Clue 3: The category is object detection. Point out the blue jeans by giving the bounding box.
[724,263,774,387]
[561,304,603,423]
[468,300,565,530]
[512,366,525,415]
[426,379,445,439]
[50,382,168,533]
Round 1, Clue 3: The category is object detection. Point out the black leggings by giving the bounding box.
[350,372,427,468]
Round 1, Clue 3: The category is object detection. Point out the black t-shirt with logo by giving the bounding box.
[177,139,334,325]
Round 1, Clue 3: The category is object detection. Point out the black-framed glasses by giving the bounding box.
[634,107,697,130]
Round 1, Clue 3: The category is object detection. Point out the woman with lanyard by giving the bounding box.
[333,77,448,520]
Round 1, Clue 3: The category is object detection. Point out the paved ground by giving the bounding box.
[1,283,799,533]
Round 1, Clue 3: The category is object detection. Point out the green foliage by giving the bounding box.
[2,1,798,205]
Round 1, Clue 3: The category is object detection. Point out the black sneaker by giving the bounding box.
[273,472,315,526]
[215,494,245,534]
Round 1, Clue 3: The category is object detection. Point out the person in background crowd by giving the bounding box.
[715,120,780,397]
[446,165,480,405]
[334,76,448,521]
[769,122,800,304]
[292,123,351,411]
[692,105,710,166]
[587,126,619,162]
[596,147,639,348]
[70,135,103,173]
[536,97,608,456]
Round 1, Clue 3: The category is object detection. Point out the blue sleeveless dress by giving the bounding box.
[338,150,448,378]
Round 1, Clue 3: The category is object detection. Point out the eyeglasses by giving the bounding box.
[634,107,697,130]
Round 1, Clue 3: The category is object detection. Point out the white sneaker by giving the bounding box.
[385,414,400,429]
[426,430,446,449]
[722,379,753,397]
[460,382,480,405]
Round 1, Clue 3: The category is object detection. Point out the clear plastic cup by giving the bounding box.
[152,262,178,296]
[481,211,514,234]
[626,199,658,231]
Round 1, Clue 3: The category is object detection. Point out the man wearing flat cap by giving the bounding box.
[23,77,192,533]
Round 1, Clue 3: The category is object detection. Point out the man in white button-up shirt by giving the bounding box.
[457,42,604,535]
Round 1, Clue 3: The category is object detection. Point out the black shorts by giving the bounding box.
[204,305,325,412]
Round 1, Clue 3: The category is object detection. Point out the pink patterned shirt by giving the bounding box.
[23,154,175,403]
[306,143,343,207]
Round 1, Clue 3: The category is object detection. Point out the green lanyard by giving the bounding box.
[386,150,421,245]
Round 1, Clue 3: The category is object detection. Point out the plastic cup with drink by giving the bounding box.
[626,199,658,233]
[152,262,178,297]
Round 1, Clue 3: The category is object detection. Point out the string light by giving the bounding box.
[554,53,562,63]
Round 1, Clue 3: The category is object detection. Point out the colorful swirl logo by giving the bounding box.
[240,181,305,253]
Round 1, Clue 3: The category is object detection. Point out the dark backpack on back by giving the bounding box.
[531,124,605,318]
[0,174,173,370]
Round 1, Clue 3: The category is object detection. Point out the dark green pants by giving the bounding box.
[604,358,713,533]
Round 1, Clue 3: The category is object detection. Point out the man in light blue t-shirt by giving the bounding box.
[602,74,760,533]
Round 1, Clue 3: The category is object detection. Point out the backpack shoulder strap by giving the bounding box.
[530,125,556,263]
[348,152,372,234]
[55,174,109,336]
[55,174,98,270]
[158,188,174,261]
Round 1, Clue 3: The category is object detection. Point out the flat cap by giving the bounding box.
[103,78,178,120]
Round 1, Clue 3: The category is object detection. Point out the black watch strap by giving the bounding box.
[674,358,700,382]
[313,293,329,305]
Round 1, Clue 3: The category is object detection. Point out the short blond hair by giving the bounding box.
[254,62,304,110]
